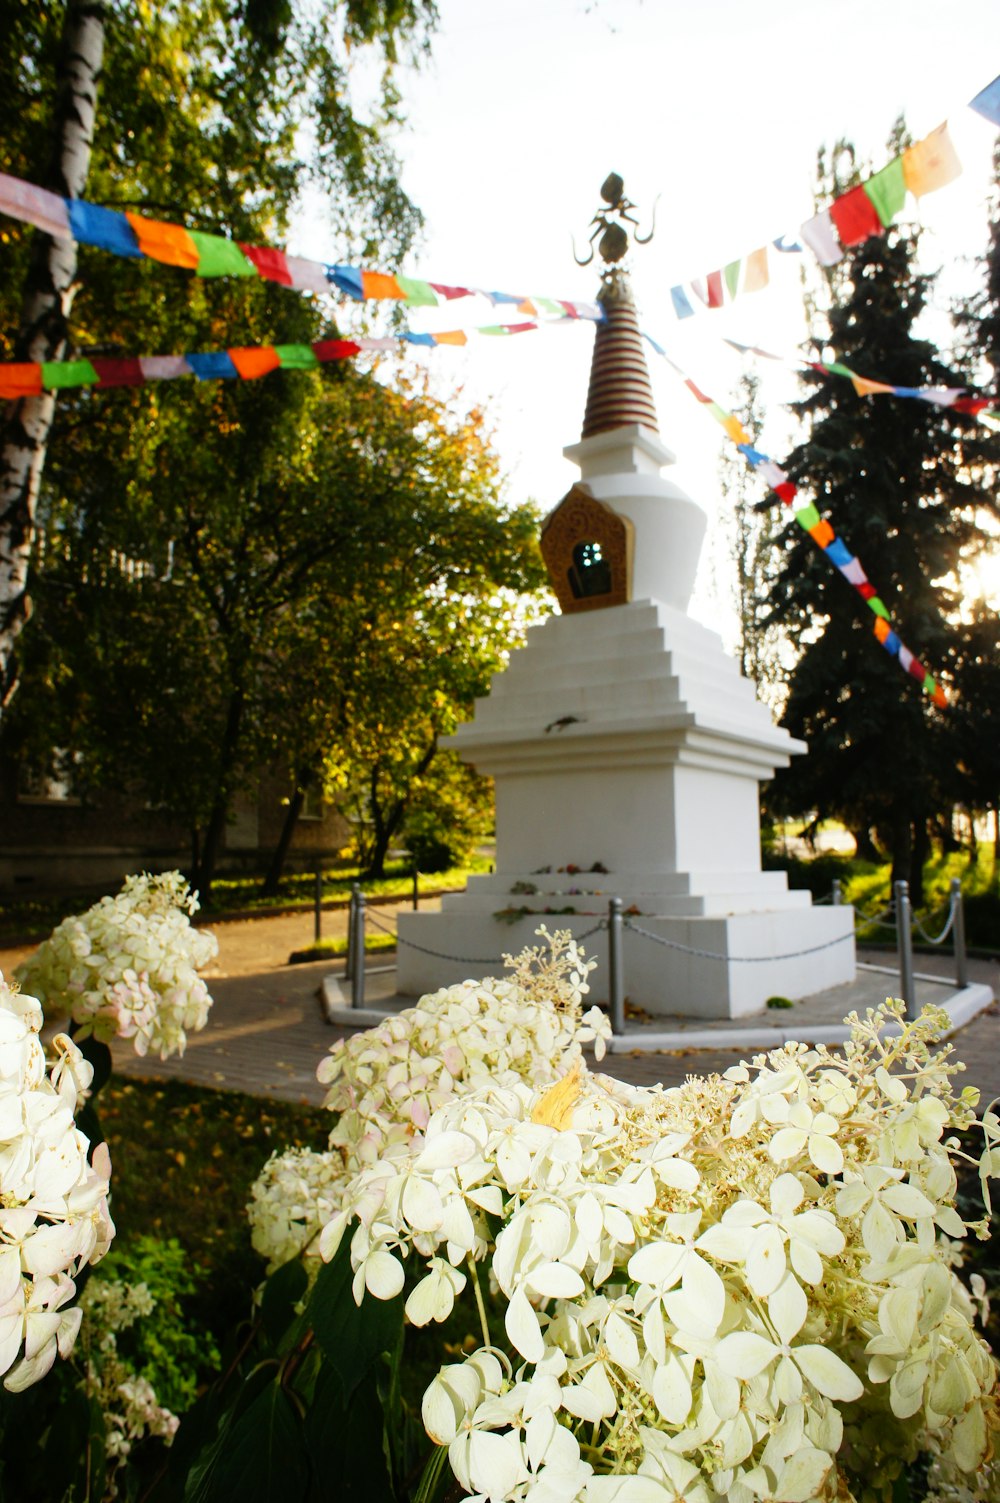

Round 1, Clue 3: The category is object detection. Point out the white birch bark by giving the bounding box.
[0,0,106,709]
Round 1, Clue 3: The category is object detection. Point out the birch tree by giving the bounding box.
[0,0,105,709]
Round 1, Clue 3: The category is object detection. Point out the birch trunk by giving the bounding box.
[0,0,106,710]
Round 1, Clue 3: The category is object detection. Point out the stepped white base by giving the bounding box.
[396,904,856,1020]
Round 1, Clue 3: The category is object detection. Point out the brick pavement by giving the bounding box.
[3,910,997,1109]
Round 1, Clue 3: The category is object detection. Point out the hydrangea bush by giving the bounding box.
[0,972,114,1393]
[320,999,999,1503]
[16,871,217,1060]
[248,930,610,1271]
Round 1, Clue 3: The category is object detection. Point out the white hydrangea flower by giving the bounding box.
[0,973,114,1391]
[319,999,1000,1503]
[16,871,217,1060]
[247,1146,352,1272]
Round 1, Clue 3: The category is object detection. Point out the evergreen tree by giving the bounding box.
[766,132,996,901]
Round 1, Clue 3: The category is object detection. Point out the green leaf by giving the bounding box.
[260,1259,309,1347]
[184,1379,307,1503]
[306,1236,404,1403]
[304,1363,395,1502]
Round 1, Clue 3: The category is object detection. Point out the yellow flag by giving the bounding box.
[531,1062,582,1130]
[851,376,896,397]
[743,246,770,293]
[903,123,961,199]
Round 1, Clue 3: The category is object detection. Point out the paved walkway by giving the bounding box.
[2,907,997,1109]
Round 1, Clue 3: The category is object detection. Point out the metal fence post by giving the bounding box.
[832,879,842,906]
[608,897,625,1037]
[951,877,969,989]
[314,865,323,943]
[894,880,916,1021]
[345,884,358,980]
[351,888,367,1009]
[412,865,419,911]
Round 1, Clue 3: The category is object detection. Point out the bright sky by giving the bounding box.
[298,0,1000,633]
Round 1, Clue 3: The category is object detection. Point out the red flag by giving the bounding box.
[829,186,881,247]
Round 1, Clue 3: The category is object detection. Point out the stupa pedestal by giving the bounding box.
[397,249,855,1016]
[397,593,855,1019]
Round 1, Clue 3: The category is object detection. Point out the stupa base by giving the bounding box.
[396,903,856,1021]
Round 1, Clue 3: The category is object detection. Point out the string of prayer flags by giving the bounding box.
[0,319,559,401]
[721,334,1000,425]
[641,333,947,705]
[667,116,967,319]
[0,170,604,326]
[737,440,948,708]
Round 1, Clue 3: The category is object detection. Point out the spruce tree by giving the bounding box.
[766,132,996,901]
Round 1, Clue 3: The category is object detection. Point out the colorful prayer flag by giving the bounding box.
[67,201,141,257]
[744,247,769,292]
[125,213,199,269]
[240,245,293,285]
[829,185,881,247]
[0,173,71,240]
[863,156,906,227]
[189,232,257,278]
[800,209,843,266]
[0,363,43,399]
[228,347,281,379]
[902,123,961,197]
[670,286,695,319]
[969,75,1000,126]
[396,276,438,307]
[186,352,239,380]
[274,344,320,370]
[89,357,144,387]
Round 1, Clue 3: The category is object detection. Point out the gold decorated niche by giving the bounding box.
[540,484,634,614]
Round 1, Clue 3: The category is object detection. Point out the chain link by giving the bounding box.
[911,906,956,947]
[855,901,896,929]
[623,917,854,963]
[359,906,607,967]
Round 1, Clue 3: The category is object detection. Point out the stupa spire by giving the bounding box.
[574,174,659,440]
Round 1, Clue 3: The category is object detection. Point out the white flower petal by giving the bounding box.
[506,1286,545,1364]
[768,1273,808,1344]
[715,1332,778,1380]
[526,1261,586,1300]
[793,1343,863,1401]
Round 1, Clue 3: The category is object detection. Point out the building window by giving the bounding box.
[300,785,323,822]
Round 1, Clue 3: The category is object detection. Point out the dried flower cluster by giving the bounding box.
[17,871,217,1060]
[0,973,114,1392]
[248,930,609,1271]
[322,994,999,1503]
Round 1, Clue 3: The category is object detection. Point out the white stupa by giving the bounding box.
[398,197,855,1017]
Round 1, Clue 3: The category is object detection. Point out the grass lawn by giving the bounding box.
[0,855,491,944]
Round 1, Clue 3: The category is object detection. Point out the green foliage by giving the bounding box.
[166,1235,414,1503]
[402,755,494,873]
[766,127,997,902]
[91,1237,221,1413]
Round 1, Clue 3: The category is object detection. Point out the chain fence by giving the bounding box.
[623,918,855,964]
[333,877,971,1032]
